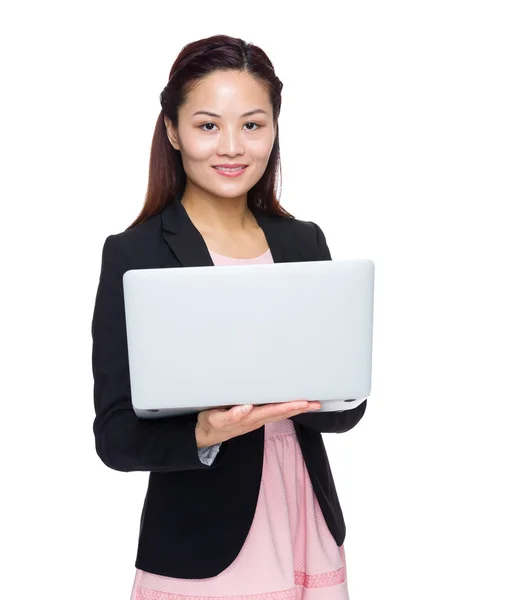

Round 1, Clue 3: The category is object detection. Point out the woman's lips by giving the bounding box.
[212,166,248,178]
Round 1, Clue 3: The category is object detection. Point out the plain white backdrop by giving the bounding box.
[1,1,513,599]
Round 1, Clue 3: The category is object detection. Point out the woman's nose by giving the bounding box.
[217,127,245,155]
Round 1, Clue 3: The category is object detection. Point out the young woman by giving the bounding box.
[91,34,367,600]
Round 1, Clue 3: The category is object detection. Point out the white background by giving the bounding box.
[1,1,513,599]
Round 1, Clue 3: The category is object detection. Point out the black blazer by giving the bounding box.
[91,194,367,579]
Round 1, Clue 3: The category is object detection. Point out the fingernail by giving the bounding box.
[240,404,252,413]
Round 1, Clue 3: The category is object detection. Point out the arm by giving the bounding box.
[288,222,369,434]
[91,234,228,472]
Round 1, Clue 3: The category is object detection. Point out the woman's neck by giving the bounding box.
[180,192,255,234]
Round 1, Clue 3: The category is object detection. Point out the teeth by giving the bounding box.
[215,166,245,172]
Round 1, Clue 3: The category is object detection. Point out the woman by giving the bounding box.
[91,34,367,600]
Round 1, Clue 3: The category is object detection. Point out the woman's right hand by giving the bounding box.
[195,401,322,448]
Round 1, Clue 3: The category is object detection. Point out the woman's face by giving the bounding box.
[164,70,277,199]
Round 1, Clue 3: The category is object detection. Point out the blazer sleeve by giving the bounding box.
[288,221,369,434]
[91,234,228,472]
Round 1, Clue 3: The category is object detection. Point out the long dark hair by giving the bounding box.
[127,34,294,230]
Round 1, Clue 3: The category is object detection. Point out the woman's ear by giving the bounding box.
[164,116,180,151]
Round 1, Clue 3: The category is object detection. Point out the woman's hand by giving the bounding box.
[195,401,322,448]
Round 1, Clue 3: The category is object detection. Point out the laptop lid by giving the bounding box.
[123,259,374,418]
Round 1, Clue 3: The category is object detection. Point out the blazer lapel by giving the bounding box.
[160,194,300,267]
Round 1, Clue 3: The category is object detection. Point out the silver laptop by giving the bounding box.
[122,259,374,419]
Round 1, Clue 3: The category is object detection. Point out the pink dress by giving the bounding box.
[130,248,350,600]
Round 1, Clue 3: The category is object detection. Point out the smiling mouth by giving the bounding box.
[213,166,248,172]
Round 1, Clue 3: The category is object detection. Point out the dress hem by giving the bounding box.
[135,563,347,599]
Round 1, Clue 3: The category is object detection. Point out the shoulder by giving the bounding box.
[99,212,162,271]
[108,211,161,246]
[291,217,324,244]
[263,210,322,239]
[273,213,329,258]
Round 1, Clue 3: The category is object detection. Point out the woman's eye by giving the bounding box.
[199,122,260,131]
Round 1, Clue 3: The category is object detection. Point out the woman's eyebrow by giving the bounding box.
[192,109,269,118]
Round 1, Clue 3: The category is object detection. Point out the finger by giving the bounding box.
[291,403,322,416]
[272,402,321,421]
[245,401,308,424]
[305,402,322,411]
[266,401,310,414]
